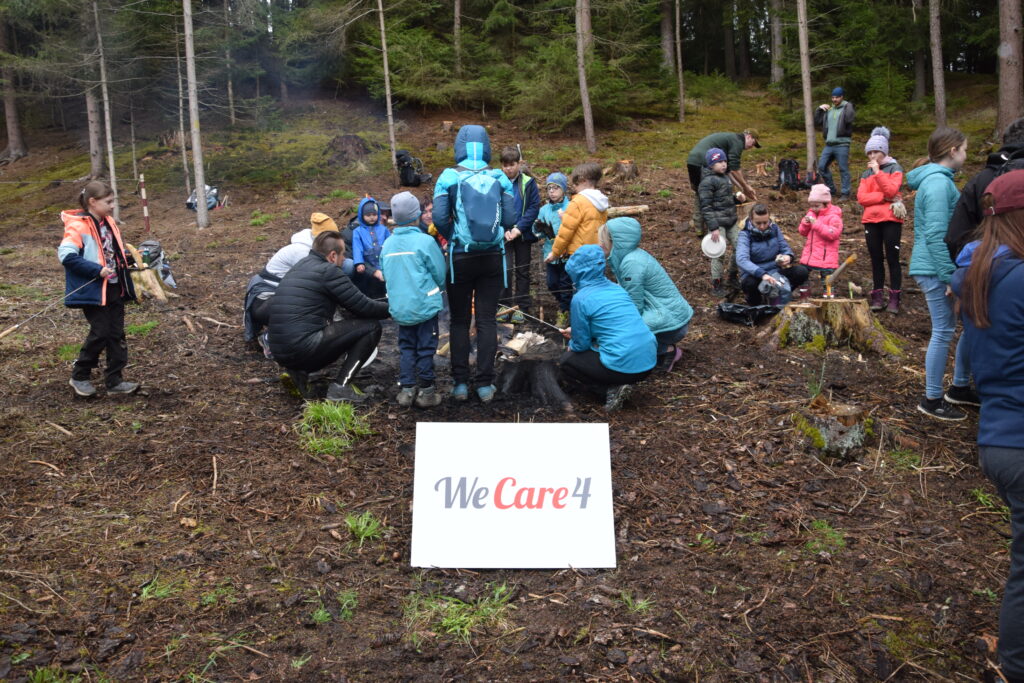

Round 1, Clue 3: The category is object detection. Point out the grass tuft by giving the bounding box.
[404,582,515,643]
[57,344,80,362]
[345,510,385,548]
[804,519,846,555]
[125,321,159,337]
[296,401,372,457]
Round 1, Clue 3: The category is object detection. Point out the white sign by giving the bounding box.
[411,422,615,569]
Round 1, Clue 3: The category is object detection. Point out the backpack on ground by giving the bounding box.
[774,159,803,191]
[453,169,505,251]
[396,149,431,187]
[186,185,219,211]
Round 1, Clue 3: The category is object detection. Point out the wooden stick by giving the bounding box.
[44,421,72,437]
[212,455,218,492]
[28,460,63,475]
[606,204,649,218]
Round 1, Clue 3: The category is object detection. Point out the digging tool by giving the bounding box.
[513,308,565,332]
[0,277,99,340]
[824,254,857,298]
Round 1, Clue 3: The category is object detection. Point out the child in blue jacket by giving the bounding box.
[535,172,573,327]
[352,197,389,300]
[381,192,447,408]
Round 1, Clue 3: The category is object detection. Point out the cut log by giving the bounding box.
[606,205,648,218]
[125,243,173,302]
[764,298,902,356]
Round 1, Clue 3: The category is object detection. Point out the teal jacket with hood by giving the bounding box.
[381,225,446,326]
[907,163,959,283]
[606,217,693,335]
[566,245,657,375]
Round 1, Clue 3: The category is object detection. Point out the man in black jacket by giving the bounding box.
[946,117,1024,261]
[268,231,390,402]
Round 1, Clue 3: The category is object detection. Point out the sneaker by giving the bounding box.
[838,194,851,202]
[711,279,726,298]
[415,386,443,408]
[917,397,966,422]
[451,383,469,402]
[69,378,97,397]
[476,384,497,404]
[107,381,140,395]
[495,309,511,323]
[944,384,981,407]
[555,311,569,328]
[325,382,367,403]
[604,384,633,412]
[258,331,273,359]
[509,311,525,325]
[397,386,418,407]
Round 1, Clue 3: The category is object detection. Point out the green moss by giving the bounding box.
[802,333,827,353]
[777,320,790,346]
[863,416,875,438]
[125,321,159,337]
[792,413,825,449]
[57,344,80,362]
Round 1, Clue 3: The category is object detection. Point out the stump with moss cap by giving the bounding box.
[764,298,903,356]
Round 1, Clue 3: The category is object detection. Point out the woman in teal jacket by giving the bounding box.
[906,127,975,421]
[601,217,692,372]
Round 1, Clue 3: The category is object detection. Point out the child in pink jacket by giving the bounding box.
[799,184,844,287]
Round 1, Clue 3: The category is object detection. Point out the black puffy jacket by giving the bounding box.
[945,145,1024,261]
[698,167,739,232]
[267,251,389,364]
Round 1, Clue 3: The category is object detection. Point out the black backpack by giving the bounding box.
[774,159,802,191]
[396,149,425,187]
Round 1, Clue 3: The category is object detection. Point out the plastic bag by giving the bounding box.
[716,302,781,327]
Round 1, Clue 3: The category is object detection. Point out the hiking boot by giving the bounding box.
[555,311,569,328]
[509,311,525,325]
[451,383,469,402]
[69,378,97,397]
[886,289,901,314]
[415,386,443,408]
[325,382,367,403]
[604,384,633,412]
[869,288,886,312]
[397,386,418,407]
[917,397,966,422]
[711,279,726,298]
[107,381,140,395]
[476,384,497,404]
[944,384,981,407]
[258,331,273,359]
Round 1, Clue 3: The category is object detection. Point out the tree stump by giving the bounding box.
[793,394,876,462]
[326,134,378,167]
[496,341,573,413]
[765,298,902,356]
[609,160,638,182]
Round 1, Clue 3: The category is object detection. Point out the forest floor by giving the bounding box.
[0,82,1014,682]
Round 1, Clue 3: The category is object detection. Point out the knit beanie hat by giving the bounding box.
[865,126,891,156]
[808,184,832,203]
[389,191,422,226]
[832,87,845,97]
[546,172,568,193]
[310,212,338,236]
[705,147,727,167]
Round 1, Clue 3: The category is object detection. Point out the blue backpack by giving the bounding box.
[453,169,505,251]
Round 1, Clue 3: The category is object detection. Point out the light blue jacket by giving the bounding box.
[566,245,657,374]
[606,218,693,334]
[381,225,446,326]
[537,197,570,259]
[352,197,390,271]
[907,163,959,283]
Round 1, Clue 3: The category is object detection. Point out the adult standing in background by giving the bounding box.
[814,87,856,201]
[686,130,761,234]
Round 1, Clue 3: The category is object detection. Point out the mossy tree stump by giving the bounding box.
[766,298,902,356]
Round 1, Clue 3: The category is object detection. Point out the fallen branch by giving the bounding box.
[44,421,72,437]
[28,460,63,475]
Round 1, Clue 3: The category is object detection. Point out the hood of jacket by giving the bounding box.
[357,197,382,230]
[566,244,607,289]
[291,228,314,246]
[955,240,1016,269]
[606,217,641,272]
[453,124,491,171]
[579,188,609,212]
[906,162,953,191]
[987,144,1024,168]
[744,219,781,241]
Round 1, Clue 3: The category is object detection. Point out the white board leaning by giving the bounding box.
[411,422,615,569]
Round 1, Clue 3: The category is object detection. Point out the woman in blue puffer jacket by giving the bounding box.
[600,217,692,372]
[734,204,809,305]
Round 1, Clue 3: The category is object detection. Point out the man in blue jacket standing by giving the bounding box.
[814,87,856,201]
[498,146,541,324]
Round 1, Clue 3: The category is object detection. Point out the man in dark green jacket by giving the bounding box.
[813,87,855,200]
[686,130,760,234]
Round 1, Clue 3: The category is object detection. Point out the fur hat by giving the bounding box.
[310,212,338,236]
[808,184,832,203]
[865,126,891,156]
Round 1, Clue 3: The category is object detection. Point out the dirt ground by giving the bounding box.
[0,107,1012,682]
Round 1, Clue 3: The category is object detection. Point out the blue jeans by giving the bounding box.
[979,446,1024,681]
[817,143,851,197]
[398,316,439,388]
[915,275,970,399]
[546,261,573,312]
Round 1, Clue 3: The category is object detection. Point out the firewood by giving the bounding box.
[606,205,649,218]
[125,243,170,302]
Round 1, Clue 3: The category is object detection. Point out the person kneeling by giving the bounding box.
[558,245,657,412]
[268,231,390,402]
[736,203,810,305]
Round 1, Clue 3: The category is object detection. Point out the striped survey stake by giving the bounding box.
[139,173,152,235]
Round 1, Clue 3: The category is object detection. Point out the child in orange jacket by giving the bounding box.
[799,184,844,288]
[544,162,609,263]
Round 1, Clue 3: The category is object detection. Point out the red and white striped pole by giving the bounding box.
[139,173,152,235]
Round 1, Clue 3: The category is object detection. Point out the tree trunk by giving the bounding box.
[997,0,1024,136]
[0,16,27,163]
[175,25,191,195]
[770,0,784,84]
[86,86,103,179]
[929,0,946,127]
[660,0,674,71]
[737,14,752,79]
[575,0,597,154]
[224,0,236,125]
[128,96,138,181]
[723,8,737,81]
[183,0,209,228]
[453,0,462,77]
[674,0,685,122]
[913,49,927,101]
[376,0,400,188]
[796,0,816,173]
[93,1,119,221]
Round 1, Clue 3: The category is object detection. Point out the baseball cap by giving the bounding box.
[743,129,761,148]
[983,169,1024,216]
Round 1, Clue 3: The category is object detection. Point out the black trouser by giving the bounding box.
[352,270,387,301]
[559,349,651,393]
[688,164,705,233]
[287,318,382,386]
[863,221,903,291]
[449,252,503,386]
[740,265,809,305]
[73,299,128,388]
[250,295,272,334]
[546,262,573,312]
[500,237,533,313]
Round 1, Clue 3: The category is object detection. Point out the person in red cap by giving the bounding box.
[952,169,1024,683]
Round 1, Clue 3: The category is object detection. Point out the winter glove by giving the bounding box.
[891,200,908,220]
[533,219,555,240]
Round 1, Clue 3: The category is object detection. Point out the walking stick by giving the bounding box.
[0,277,99,340]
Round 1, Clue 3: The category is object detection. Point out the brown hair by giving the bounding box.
[913,127,967,168]
[748,203,770,220]
[79,180,113,211]
[312,230,345,258]
[499,146,522,165]
[959,199,1024,328]
[571,162,602,186]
